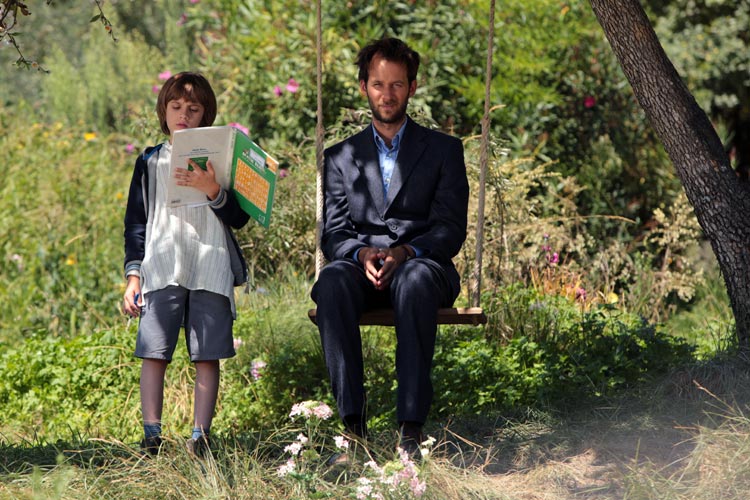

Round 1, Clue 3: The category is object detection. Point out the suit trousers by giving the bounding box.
[311,258,458,425]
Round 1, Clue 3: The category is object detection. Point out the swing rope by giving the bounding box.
[471,0,495,308]
[314,0,326,277]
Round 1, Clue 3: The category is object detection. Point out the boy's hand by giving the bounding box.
[175,159,221,200]
[123,275,142,318]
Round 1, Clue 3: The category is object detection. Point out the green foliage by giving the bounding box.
[654,0,750,115]
[464,139,704,323]
[0,114,133,340]
[215,276,332,433]
[0,326,141,440]
[433,285,695,417]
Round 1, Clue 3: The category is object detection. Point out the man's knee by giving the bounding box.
[312,261,363,304]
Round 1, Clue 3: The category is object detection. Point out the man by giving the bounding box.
[311,37,469,454]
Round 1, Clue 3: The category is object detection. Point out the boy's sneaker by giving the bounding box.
[140,435,162,457]
[186,435,211,459]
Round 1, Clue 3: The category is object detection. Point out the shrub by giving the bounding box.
[431,284,696,417]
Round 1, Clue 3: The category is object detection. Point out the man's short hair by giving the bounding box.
[156,72,217,136]
[356,37,420,84]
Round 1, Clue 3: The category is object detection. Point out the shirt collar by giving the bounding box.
[372,119,408,152]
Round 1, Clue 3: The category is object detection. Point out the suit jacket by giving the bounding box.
[321,117,469,278]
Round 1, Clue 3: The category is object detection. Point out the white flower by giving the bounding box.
[277,458,296,477]
[334,435,349,450]
[284,442,303,456]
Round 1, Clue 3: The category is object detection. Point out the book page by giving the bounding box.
[167,127,234,207]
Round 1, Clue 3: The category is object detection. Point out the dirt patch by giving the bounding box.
[436,363,750,499]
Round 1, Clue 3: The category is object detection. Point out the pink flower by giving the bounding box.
[277,458,296,477]
[177,13,188,26]
[547,252,559,264]
[125,143,135,154]
[289,400,333,420]
[284,442,303,456]
[233,338,244,349]
[152,85,161,94]
[285,78,299,93]
[251,360,267,381]
[575,287,587,301]
[228,122,250,136]
[312,402,333,419]
[158,71,172,81]
[583,96,596,108]
[410,476,427,497]
[278,168,289,179]
[190,0,200,3]
[273,85,283,97]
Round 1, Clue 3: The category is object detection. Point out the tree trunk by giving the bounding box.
[590,0,750,350]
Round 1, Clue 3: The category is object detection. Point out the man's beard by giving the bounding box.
[368,95,409,124]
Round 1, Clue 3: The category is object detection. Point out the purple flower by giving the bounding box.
[273,85,283,97]
[125,143,135,154]
[285,78,299,93]
[547,252,559,264]
[158,71,172,81]
[228,122,250,136]
[583,96,596,108]
[278,168,289,179]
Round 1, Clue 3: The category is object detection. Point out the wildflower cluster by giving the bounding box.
[276,400,432,498]
[289,400,333,420]
[354,441,432,499]
[250,359,266,381]
[276,399,351,497]
[530,233,588,304]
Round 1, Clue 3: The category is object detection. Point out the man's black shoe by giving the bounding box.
[398,422,424,460]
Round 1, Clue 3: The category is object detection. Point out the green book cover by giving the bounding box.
[229,130,278,228]
[169,126,277,228]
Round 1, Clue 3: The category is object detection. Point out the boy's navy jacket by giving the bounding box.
[124,144,250,286]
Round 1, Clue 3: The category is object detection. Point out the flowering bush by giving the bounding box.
[275,400,431,499]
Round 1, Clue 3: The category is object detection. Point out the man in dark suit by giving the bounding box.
[311,37,469,455]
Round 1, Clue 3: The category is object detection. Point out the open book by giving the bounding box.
[167,126,278,228]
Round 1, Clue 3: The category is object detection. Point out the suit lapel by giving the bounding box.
[384,118,426,211]
[351,126,387,215]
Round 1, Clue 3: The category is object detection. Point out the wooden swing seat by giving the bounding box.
[307,306,487,326]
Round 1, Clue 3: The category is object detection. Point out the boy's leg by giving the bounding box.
[184,289,234,450]
[193,360,220,434]
[141,358,169,425]
[135,286,189,452]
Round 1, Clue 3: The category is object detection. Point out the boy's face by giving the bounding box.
[165,97,205,138]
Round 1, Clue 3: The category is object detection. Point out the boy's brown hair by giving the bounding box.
[156,72,217,135]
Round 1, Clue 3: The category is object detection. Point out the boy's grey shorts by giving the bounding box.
[135,286,235,362]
